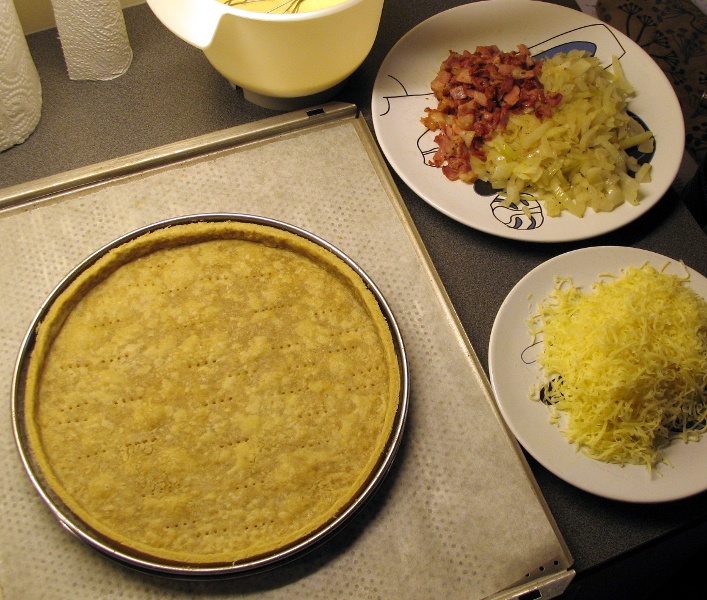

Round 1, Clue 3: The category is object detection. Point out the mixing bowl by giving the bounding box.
[146,0,384,109]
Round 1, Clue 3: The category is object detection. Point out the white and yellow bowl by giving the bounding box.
[146,0,384,109]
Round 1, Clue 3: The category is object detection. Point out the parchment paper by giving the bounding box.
[0,115,568,600]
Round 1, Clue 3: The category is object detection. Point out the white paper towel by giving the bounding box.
[51,0,133,81]
[0,0,42,152]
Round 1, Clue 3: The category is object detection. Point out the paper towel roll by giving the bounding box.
[51,0,133,81]
[0,0,42,152]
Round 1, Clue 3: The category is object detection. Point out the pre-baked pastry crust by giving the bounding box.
[23,219,401,566]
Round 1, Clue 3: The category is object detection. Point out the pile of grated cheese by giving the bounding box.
[529,263,707,469]
[472,50,654,217]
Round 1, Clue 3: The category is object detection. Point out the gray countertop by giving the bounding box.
[3,1,707,597]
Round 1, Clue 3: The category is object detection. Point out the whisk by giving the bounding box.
[224,0,307,13]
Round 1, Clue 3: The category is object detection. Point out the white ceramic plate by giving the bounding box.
[371,0,685,242]
[489,247,707,503]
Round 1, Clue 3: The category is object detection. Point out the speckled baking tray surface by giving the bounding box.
[0,103,571,600]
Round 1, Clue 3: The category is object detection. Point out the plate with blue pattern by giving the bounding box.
[371,0,684,242]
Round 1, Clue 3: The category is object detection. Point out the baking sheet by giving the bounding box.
[0,102,572,600]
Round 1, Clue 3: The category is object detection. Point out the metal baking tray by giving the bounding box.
[0,102,574,600]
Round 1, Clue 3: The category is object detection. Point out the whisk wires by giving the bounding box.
[224,0,307,13]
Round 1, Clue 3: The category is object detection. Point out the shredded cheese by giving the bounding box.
[529,263,707,469]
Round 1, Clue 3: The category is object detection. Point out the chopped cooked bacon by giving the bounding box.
[449,85,467,101]
[421,44,562,183]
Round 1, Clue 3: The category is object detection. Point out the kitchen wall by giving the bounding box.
[14,0,143,34]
